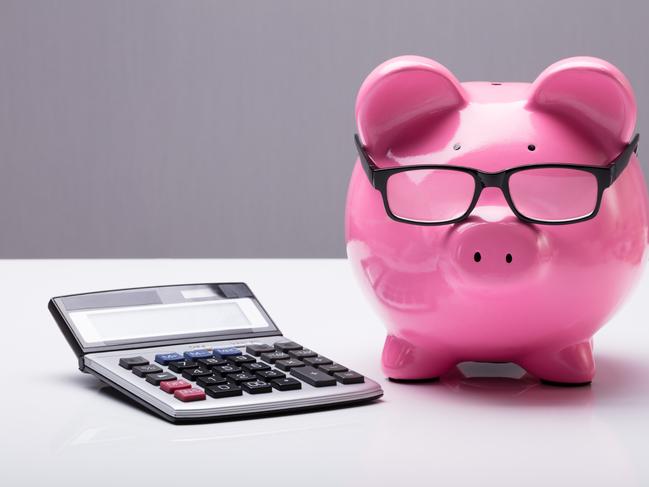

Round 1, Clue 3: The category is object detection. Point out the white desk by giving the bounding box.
[1,259,648,487]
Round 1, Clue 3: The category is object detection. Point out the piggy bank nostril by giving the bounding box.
[473,252,481,263]
[506,253,513,263]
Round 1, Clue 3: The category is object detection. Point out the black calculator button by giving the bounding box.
[213,364,242,375]
[260,352,291,364]
[119,356,149,369]
[288,349,317,359]
[198,357,228,368]
[275,359,305,371]
[242,362,271,373]
[168,360,198,372]
[333,371,365,384]
[205,382,242,398]
[274,341,302,352]
[271,377,302,391]
[182,367,213,380]
[318,363,348,374]
[303,356,333,367]
[242,380,272,394]
[256,370,286,380]
[146,372,177,385]
[290,366,337,387]
[132,364,163,377]
[245,344,275,356]
[197,374,228,387]
[227,355,256,365]
[227,372,257,383]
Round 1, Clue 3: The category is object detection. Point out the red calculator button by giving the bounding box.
[174,387,206,402]
[160,380,192,394]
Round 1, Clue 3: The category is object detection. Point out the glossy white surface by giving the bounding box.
[1,259,648,486]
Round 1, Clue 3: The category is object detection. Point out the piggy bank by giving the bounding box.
[346,56,648,385]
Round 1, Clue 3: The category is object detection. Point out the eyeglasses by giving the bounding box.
[354,133,639,225]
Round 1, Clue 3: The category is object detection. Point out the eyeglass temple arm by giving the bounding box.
[354,133,377,187]
[610,133,640,184]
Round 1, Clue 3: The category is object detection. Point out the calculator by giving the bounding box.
[49,282,383,423]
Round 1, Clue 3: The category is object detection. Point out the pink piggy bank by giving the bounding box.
[346,56,648,385]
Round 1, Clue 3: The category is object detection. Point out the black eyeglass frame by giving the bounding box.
[354,133,640,226]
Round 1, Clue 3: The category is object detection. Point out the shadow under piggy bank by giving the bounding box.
[390,354,649,409]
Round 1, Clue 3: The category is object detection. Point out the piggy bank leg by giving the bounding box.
[382,335,456,380]
[519,340,595,385]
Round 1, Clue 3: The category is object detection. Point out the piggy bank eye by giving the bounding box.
[527,144,536,151]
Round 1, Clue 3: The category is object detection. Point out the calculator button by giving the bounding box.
[205,382,242,398]
[274,341,302,352]
[213,364,242,375]
[227,372,258,383]
[174,388,206,402]
[160,380,192,394]
[213,347,242,357]
[334,371,365,384]
[256,369,286,380]
[290,366,337,387]
[197,374,228,387]
[154,353,183,365]
[183,349,213,360]
[303,356,333,367]
[132,364,163,377]
[181,367,213,381]
[260,351,291,364]
[242,380,272,394]
[119,356,149,369]
[245,344,275,356]
[227,355,256,365]
[288,349,317,359]
[146,372,177,385]
[275,359,305,371]
[318,363,348,374]
[198,357,229,368]
[242,362,271,373]
[168,360,199,372]
[271,377,302,391]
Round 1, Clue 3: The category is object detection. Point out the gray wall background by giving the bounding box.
[1,0,648,258]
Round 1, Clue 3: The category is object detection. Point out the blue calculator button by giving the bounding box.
[183,349,213,360]
[155,353,184,365]
[213,347,242,357]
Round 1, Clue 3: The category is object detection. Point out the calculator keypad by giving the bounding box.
[120,342,365,402]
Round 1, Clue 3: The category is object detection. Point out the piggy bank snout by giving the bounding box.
[450,220,542,280]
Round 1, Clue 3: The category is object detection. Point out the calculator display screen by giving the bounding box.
[66,298,272,347]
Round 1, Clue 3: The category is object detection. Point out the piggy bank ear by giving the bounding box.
[355,56,467,156]
[528,57,637,152]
